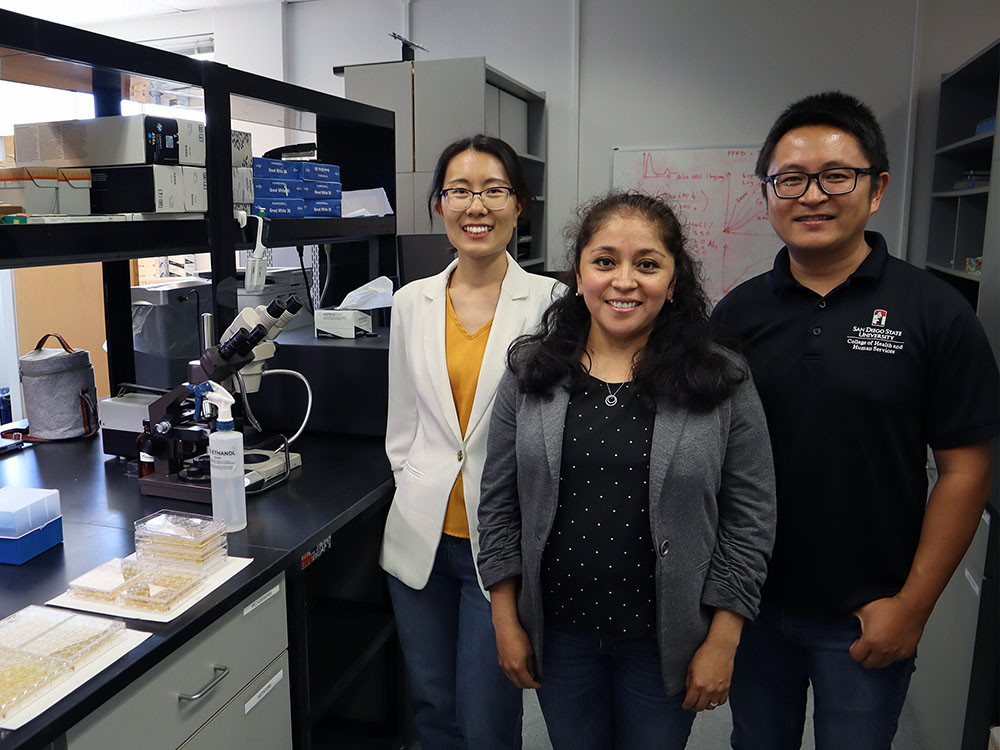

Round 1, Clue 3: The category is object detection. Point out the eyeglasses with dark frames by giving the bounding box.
[439,187,516,211]
[765,167,878,199]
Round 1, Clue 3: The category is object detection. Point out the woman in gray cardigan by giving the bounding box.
[477,192,777,750]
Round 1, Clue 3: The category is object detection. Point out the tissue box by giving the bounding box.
[0,167,58,214]
[294,181,342,200]
[15,115,180,168]
[300,162,341,182]
[57,168,92,214]
[181,166,208,211]
[304,199,342,217]
[178,119,206,166]
[252,157,298,180]
[90,165,184,213]
[315,309,372,338]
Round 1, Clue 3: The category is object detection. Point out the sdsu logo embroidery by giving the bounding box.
[846,308,904,355]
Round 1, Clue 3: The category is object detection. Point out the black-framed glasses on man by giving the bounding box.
[439,187,515,211]
[764,167,879,199]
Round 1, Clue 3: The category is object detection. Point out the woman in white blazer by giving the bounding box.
[381,134,561,750]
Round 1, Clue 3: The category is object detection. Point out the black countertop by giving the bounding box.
[0,431,392,749]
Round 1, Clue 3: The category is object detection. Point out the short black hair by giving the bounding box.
[755,91,890,181]
[427,134,534,222]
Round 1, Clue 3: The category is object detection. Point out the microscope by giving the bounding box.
[137,294,309,503]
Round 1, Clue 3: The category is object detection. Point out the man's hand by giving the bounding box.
[850,594,929,668]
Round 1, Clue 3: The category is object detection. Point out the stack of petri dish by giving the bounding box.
[133,510,228,574]
[0,605,125,719]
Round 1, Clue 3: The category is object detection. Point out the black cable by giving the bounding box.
[296,245,315,314]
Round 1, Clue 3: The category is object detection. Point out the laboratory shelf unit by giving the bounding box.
[0,8,396,393]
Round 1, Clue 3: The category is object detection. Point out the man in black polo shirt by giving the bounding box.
[712,91,999,749]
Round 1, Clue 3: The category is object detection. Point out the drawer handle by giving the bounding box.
[178,664,230,702]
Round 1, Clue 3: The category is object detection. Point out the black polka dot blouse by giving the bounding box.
[540,375,658,637]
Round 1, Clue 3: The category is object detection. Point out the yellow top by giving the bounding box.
[442,286,493,538]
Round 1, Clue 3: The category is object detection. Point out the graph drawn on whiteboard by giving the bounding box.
[612,146,776,302]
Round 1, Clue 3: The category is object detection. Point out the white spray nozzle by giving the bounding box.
[201,380,236,427]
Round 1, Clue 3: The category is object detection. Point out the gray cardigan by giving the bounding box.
[477,361,776,696]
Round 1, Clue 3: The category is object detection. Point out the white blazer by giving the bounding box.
[381,253,562,596]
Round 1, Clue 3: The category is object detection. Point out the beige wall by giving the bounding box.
[13,264,110,397]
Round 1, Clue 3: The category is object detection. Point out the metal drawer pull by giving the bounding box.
[178,664,230,702]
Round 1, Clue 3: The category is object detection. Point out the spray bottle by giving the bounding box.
[202,381,246,531]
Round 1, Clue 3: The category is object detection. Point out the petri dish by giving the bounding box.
[20,614,125,667]
[0,606,73,650]
[67,558,143,604]
[0,646,70,719]
[121,569,206,613]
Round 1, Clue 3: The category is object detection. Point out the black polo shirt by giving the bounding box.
[712,232,999,615]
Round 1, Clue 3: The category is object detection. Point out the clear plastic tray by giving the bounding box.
[0,646,70,719]
[20,614,125,667]
[133,510,225,546]
[0,606,73,650]
[0,488,61,538]
[135,536,227,562]
[134,530,227,555]
[67,558,143,603]
[135,544,228,573]
[121,569,206,613]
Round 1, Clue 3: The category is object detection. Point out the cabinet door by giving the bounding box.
[413,58,486,172]
[498,90,528,156]
[179,651,291,750]
[344,62,414,173]
[412,172,445,235]
[66,575,287,750]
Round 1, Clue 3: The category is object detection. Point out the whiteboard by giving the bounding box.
[612,146,777,302]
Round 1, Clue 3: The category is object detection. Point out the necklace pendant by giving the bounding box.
[605,394,618,407]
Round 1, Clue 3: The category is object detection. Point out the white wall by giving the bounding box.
[578,0,919,261]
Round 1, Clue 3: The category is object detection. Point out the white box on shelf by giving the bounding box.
[177,120,206,166]
[0,167,58,214]
[57,168,91,215]
[181,167,208,212]
[14,115,180,168]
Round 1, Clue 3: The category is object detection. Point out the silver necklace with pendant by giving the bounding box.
[589,353,629,407]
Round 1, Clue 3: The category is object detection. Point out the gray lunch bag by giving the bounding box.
[18,333,98,440]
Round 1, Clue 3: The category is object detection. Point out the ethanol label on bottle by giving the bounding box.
[209,445,240,474]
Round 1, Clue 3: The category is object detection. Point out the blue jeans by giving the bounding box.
[386,534,522,750]
[536,625,695,750]
[730,599,916,750]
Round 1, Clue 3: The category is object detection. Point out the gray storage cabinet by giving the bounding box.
[65,575,290,750]
[346,57,548,269]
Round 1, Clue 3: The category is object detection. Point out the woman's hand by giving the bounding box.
[490,579,540,689]
[682,609,743,711]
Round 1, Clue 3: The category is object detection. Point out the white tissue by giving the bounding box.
[342,188,394,218]
[337,276,394,310]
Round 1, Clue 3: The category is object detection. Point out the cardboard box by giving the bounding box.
[232,167,255,203]
[300,162,341,182]
[252,197,305,217]
[14,115,180,168]
[304,199,342,217]
[57,168,91,215]
[177,119,206,166]
[181,166,208,212]
[231,129,253,168]
[90,165,184,213]
[252,156,298,179]
[253,177,298,198]
[0,167,58,214]
[294,181,341,200]
[315,308,372,338]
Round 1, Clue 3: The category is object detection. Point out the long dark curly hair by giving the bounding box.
[509,191,744,412]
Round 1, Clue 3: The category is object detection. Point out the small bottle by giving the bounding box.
[208,399,246,531]
[0,387,11,425]
[136,419,155,477]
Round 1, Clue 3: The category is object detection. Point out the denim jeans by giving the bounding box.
[730,599,916,750]
[535,625,695,750]
[386,534,522,750]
